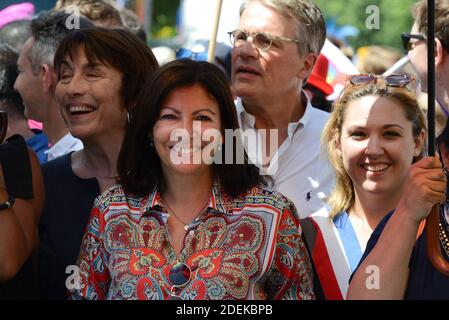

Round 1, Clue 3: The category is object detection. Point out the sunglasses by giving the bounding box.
[347,74,413,88]
[401,32,426,51]
[167,261,192,300]
[228,29,301,51]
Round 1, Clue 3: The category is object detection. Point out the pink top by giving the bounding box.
[0,2,35,28]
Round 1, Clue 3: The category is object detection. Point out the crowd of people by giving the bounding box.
[0,0,448,300]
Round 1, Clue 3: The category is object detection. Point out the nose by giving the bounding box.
[236,37,259,59]
[63,74,87,96]
[13,76,20,93]
[365,136,384,158]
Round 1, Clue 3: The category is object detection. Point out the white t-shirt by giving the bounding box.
[235,95,335,218]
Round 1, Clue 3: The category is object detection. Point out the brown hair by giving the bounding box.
[322,81,427,217]
[118,59,264,197]
[413,0,449,52]
[54,28,159,113]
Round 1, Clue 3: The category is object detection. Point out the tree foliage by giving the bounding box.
[313,0,417,50]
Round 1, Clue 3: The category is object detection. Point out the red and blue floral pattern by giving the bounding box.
[71,181,314,300]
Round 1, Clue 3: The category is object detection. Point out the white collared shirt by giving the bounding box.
[235,93,335,218]
[45,132,83,162]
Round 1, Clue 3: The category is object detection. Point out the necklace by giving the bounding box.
[162,198,209,231]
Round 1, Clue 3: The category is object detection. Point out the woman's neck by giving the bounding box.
[162,169,213,207]
[71,132,124,192]
[350,190,401,230]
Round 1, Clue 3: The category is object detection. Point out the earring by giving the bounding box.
[150,140,154,148]
[415,150,420,156]
[127,112,131,124]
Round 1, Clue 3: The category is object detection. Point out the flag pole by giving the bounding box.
[425,0,449,276]
[207,0,224,62]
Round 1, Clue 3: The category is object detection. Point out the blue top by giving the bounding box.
[26,130,49,164]
[354,210,449,299]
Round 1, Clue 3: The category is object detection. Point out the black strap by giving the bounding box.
[0,134,33,199]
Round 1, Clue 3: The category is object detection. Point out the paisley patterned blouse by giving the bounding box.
[70,181,315,300]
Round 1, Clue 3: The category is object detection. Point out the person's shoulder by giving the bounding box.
[95,184,126,205]
[310,206,331,218]
[42,152,71,171]
[93,184,148,213]
[241,184,296,212]
[307,105,330,123]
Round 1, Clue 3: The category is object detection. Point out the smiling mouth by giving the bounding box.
[169,145,202,154]
[361,164,390,172]
[68,104,96,116]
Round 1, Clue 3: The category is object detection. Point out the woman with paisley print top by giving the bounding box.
[70,59,315,300]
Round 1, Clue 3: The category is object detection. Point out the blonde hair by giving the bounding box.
[54,0,123,27]
[322,81,427,218]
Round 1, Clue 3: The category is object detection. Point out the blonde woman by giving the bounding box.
[301,74,444,299]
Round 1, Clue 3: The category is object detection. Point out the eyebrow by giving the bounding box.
[347,124,405,130]
[383,124,405,130]
[161,107,217,115]
[59,60,104,70]
[193,108,216,115]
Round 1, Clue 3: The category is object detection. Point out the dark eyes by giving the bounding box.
[159,114,212,121]
[348,131,401,138]
[234,31,272,47]
[86,72,101,78]
[159,114,177,120]
[196,115,212,121]
[59,71,73,82]
[235,31,247,41]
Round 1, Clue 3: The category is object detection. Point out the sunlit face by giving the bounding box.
[55,46,127,141]
[152,84,222,178]
[408,22,428,89]
[231,2,312,103]
[14,38,46,121]
[338,95,424,198]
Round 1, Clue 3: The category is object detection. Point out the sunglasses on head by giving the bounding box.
[167,261,192,300]
[347,74,413,88]
[401,32,426,51]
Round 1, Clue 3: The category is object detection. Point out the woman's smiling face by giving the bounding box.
[338,95,424,197]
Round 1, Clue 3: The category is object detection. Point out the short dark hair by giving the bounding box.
[413,0,449,52]
[0,45,24,120]
[118,59,264,197]
[0,20,31,52]
[54,28,159,113]
[28,10,94,74]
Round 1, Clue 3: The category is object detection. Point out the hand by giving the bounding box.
[398,155,447,223]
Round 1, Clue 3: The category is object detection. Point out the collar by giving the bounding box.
[141,179,229,217]
[236,90,313,139]
[44,132,83,160]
